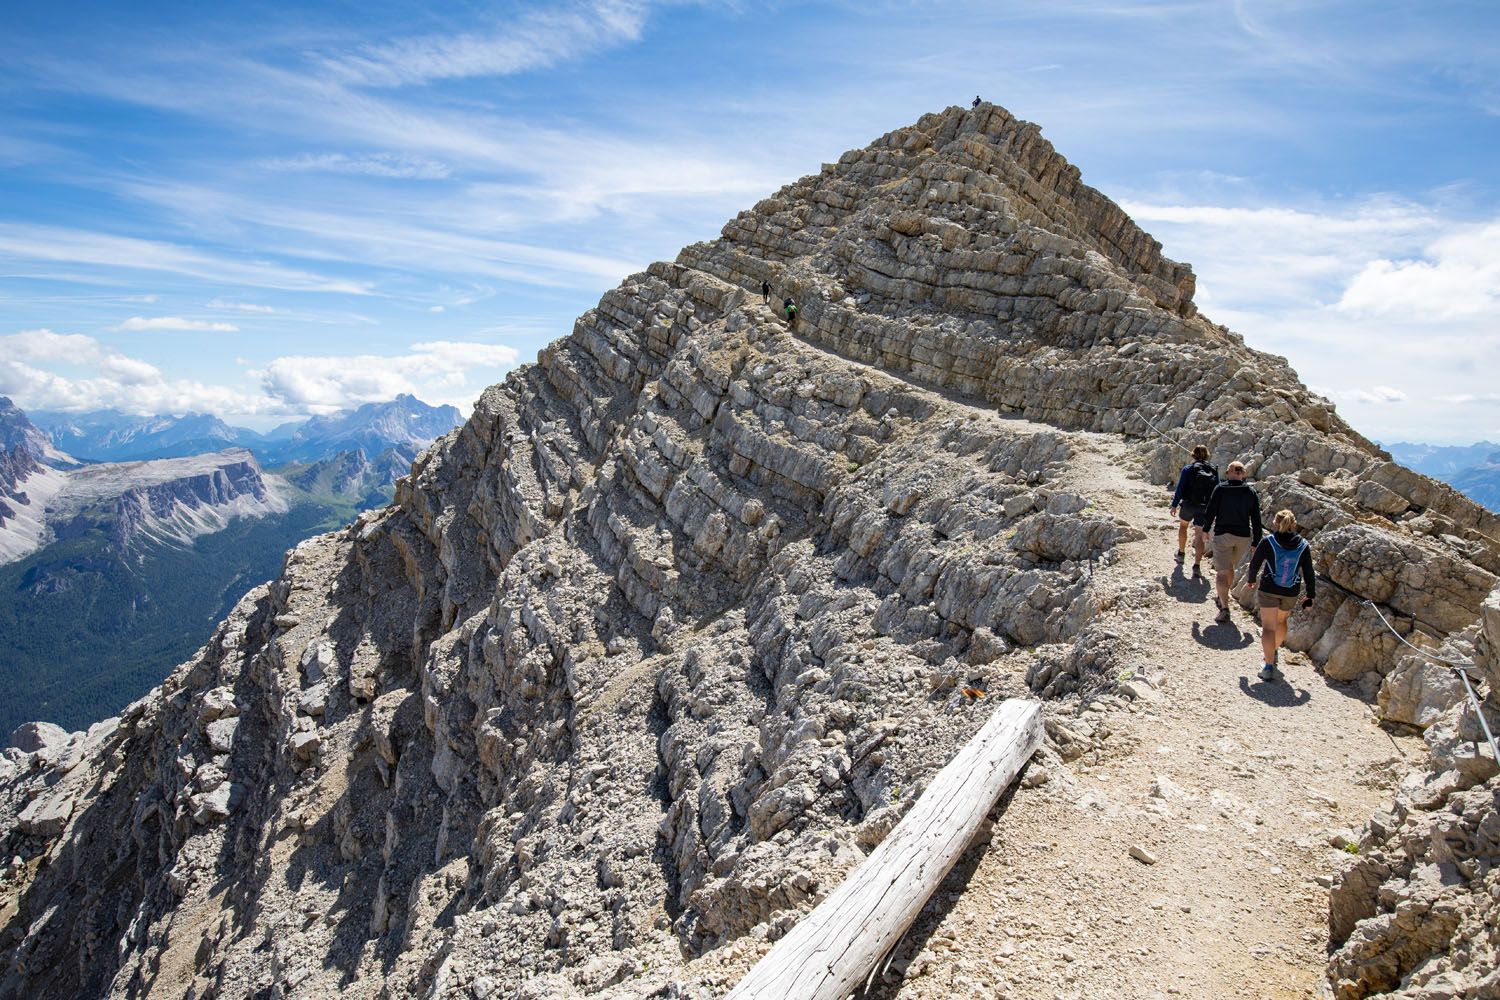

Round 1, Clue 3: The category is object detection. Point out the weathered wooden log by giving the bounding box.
[724,698,1043,1000]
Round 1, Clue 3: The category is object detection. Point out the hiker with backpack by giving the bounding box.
[1200,460,1263,625]
[1245,509,1316,681]
[783,297,798,326]
[1169,444,1216,577]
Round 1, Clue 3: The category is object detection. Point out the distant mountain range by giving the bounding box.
[29,393,461,465]
[1383,440,1500,511]
[0,394,462,735]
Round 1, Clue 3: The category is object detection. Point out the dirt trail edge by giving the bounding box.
[875,430,1416,1000]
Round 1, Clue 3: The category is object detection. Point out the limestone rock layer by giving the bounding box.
[2,103,1497,1000]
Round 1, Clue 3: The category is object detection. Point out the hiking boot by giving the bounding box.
[1174,550,1185,563]
[1258,665,1275,682]
[1216,605,1231,625]
[1191,563,1202,580]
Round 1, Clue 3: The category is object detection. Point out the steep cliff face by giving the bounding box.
[2,104,1497,999]
[0,398,69,563]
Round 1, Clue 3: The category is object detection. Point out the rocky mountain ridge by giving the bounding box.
[1,103,1496,999]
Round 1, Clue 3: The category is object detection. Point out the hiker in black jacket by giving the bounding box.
[1169,444,1216,578]
[1245,508,1316,681]
[761,279,770,304]
[1200,460,1262,624]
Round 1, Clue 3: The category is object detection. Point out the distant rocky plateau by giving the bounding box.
[1,104,1496,999]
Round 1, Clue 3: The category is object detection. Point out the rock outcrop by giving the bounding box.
[2,103,1497,1000]
[1326,585,1500,1000]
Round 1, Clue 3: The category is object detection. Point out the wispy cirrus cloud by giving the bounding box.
[261,152,451,180]
[0,223,373,295]
[315,0,650,88]
[206,299,276,313]
[116,316,240,332]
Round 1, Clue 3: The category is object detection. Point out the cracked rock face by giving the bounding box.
[2,102,1498,1000]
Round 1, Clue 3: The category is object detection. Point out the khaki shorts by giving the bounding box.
[1211,533,1251,571]
[1256,591,1298,612]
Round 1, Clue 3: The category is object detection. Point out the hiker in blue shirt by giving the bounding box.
[1245,508,1316,682]
[1169,444,1216,578]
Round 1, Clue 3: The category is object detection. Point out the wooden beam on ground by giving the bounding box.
[724,698,1044,1000]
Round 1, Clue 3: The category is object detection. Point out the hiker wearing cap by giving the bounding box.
[761,279,770,304]
[1169,444,1217,578]
[1245,509,1316,681]
[1200,460,1262,624]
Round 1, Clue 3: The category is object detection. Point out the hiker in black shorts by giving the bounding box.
[761,279,770,304]
[1245,509,1316,681]
[1200,460,1262,624]
[783,297,798,326]
[1169,444,1216,578]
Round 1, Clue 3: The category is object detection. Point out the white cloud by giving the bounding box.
[1,329,516,418]
[117,316,241,332]
[1,328,105,363]
[1336,221,1500,320]
[0,333,267,416]
[262,152,451,180]
[1127,194,1500,443]
[257,340,520,411]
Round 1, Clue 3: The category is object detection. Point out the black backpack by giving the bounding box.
[1183,462,1218,506]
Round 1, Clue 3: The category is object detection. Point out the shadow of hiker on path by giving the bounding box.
[1160,564,1212,604]
[1191,620,1255,650]
[1238,675,1312,707]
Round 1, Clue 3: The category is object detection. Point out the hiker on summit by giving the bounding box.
[972,95,982,108]
[1246,509,1316,682]
[1200,460,1262,625]
[761,279,770,304]
[1169,444,1216,578]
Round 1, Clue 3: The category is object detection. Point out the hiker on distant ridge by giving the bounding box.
[1245,509,1316,682]
[783,296,798,326]
[1200,460,1262,625]
[972,96,982,108]
[761,279,771,304]
[1169,444,1217,578]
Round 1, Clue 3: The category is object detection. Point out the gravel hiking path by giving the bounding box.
[874,430,1416,1000]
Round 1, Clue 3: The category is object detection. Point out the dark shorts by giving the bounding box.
[1257,591,1298,612]
[1178,503,1205,525]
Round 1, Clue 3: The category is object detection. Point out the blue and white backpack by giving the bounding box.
[1266,534,1308,588]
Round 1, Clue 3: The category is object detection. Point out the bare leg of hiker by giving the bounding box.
[1259,608,1281,666]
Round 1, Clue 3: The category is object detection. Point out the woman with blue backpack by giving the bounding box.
[1245,509,1316,682]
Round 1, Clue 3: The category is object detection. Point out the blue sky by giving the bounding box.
[1,1,1497,442]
